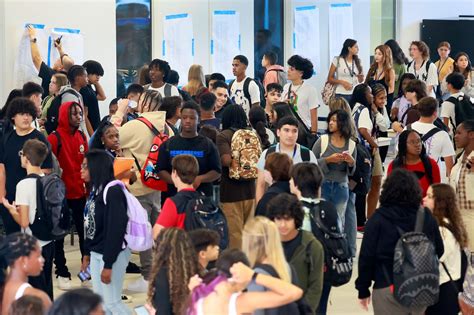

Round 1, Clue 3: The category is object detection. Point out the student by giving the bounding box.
[230,55,261,115]
[47,288,104,315]
[99,98,119,124]
[159,96,182,134]
[187,248,303,315]
[384,39,408,97]
[26,25,74,99]
[365,45,396,111]
[450,119,474,251]
[423,184,468,315]
[183,64,207,97]
[406,40,438,97]
[80,150,131,315]
[0,98,53,235]
[216,105,257,249]
[209,80,231,120]
[249,105,273,148]
[2,139,54,299]
[22,82,44,130]
[282,55,320,133]
[0,232,52,315]
[441,72,472,133]
[145,59,180,97]
[47,102,88,289]
[256,116,317,203]
[188,229,220,271]
[390,73,416,123]
[264,83,283,121]
[442,52,474,99]
[148,228,200,315]
[199,92,221,129]
[262,51,286,91]
[153,154,199,238]
[289,162,342,315]
[126,83,144,102]
[404,96,455,179]
[356,169,444,315]
[41,73,68,123]
[327,38,364,103]
[255,152,292,217]
[392,79,428,131]
[207,72,226,89]
[157,101,221,198]
[371,83,392,163]
[388,130,441,196]
[327,97,356,137]
[267,193,324,313]
[435,41,454,99]
[81,60,106,131]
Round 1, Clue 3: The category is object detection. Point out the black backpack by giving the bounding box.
[447,94,474,131]
[45,89,81,134]
[265,144,311,162]
[391,207,440,308]
[305,201,353,287]
[349,138,372,195]
[229,77,266,108]
[26,173,70,241]
[173,190,229,250]
[406,124,443,146]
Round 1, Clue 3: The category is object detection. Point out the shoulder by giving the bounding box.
[106,184,126,200]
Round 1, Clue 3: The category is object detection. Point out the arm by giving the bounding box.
[216,132,232,167]
[1,199,28,228]
[304,241,324,313]
[55,44,74,70]
[250,81,261,108]
[444,156,454,177]
[152,223,164,240]
[388,69,395,95]
[256,169,266,204]
[197,141,222,184]
[358,128,378,149]
[157,170,173,185]
[310,108,318,133]
[154,199,178,240]
[24,287,52,311]
[152,268,173,313]
[0,164,5,199]
[84,107,94,136]
[27,25,42,71]
[93,82,107,101]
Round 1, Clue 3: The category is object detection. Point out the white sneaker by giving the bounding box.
[81,279,92,288]
[57,276,72,290]
[126,276,148,292]
[121,294,133,304]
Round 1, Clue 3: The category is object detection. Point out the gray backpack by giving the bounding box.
[392,207,439,308]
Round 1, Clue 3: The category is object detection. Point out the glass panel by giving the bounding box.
[370,0,395,52]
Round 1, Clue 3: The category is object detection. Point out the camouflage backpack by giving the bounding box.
[229,129,262,180]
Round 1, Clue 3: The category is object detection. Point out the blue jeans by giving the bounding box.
[321,180,349,229]
[91,248,132,315]
[345,192,357,257]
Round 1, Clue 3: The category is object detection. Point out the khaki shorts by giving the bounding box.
[372,149,384,177]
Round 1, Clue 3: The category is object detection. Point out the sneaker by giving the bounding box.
[81,279,92,288]
[57,276,72,290]
[121,295,133,304]
[127,276,148,292]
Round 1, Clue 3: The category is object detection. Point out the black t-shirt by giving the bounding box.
[282,230,302,261]
[80,85,101,130]
[0,129,53,200]
[200,118,221,130]
[157,134,222,197]
[38,62,56,99]
[152,267,173,314]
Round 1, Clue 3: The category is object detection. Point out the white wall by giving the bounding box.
[397,0,474,53]
[0,0,117,118]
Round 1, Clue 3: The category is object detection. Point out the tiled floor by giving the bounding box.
[55,234,372,315]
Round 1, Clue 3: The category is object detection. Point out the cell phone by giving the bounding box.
[55,35,63,45]
[342,150,350,155]
[134,305,148,315]
[77,266,91,282]
[128,100,138,109]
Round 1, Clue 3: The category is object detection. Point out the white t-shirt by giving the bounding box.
[404,121,455,160]
[257,143,318,170]
[332,57,362,95]
[148,83,180,98]
[439,225,461,284]
[15,176,52,247]
[282,81,320,129]
[440,92,474,131]
[392,96,412,124]
[230,77,261,116]
[351,103,373,134]
[406,60,438,97]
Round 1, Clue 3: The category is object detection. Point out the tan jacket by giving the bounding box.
[449,150,474,204]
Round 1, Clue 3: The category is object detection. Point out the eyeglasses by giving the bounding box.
[407,139,422,146]
[18,150,24,157]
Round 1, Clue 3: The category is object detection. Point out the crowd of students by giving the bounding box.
[0,32,473,315]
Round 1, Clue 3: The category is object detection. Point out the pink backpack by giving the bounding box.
[103,180,153,252]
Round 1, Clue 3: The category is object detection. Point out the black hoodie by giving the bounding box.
[355,203,444,299]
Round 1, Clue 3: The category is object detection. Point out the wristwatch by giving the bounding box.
[30,38,37,43]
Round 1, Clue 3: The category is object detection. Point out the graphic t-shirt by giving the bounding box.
[230,77,261,116]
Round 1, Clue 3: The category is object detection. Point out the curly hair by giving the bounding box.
[148,228,200,315]
[380,168,422,208]
[266,193,304,229]
[430,184,469,248]
[287,55,314,80]
[6,97,37,121]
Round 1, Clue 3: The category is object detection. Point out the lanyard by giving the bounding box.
[278,144,298,159]
[413,60,426,79]
[437,59,448,76]
[344,58,355,77]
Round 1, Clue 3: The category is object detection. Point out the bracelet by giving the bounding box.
[251,272,258,282]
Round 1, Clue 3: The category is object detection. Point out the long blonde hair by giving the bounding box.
[185,64,205,96]
[242,216,291,283]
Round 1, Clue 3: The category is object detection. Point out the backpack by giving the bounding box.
[229,129,262,180]
[229,77,266,109]
[406,124,443,146]
[103,180,153,252]
[45,89,80,134]
[391,206,440,308]
[267,68,288,87]
[174,190,229,250]
[133,117,169,191]
[144,83,173,97]
[447,94,474,131]
[27,173,70,241]
[305,201,353,287]
[319,134,356,159]
[407,59,433,82]
[50,130,87,177]
[265,144,311,162]
[349,138,372,195]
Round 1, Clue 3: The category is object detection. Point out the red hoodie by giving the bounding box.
[48,102,88,199]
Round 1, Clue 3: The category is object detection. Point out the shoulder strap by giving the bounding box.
[421,127,442,142]
[407,60,413,69]
[406,124,412,131]
[320,134,329,156]
[353,106,363,128]
[300,146,311,162]
[78,130,87,142]
[243,77,252,104]
[348,138,356,156]
[136,117,160,136]
[164,83,172,97]
[414,206,425,233]
[265,145,277,159]
[425,60,432,73]
[51,131,62,156]
[102,180,125,205]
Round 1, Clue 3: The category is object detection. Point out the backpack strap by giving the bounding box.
[320,134,329,156]
[136,117,161,136]
[102,180,125,205]
[243,77,252,105]
[348,138,356,156]
[51,131,62,157]
[414,206,426,233]
[164,83,172,97]
[421,127,442,142]
[25,174,44,217]
[265,145,277,159]
[305,239,314,272]
[300,146,311,162]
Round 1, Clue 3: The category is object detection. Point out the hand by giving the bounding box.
[326,153,344,164]
[229,262,254,285]
[341,81,352,91]
[26,24,36,40]
[188,274,203,291]
[193,176,202,189]
[371,102,378,114]
[357,74,365,83]
[101,268,112,284]
[342,152,355,165]
[81,256,90,273]
[359,297,371,311]
[144,303,156,315]
[391,121,403,133]
[117,98,129,116]
[467,156,474,173]
[2,198,17,214]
